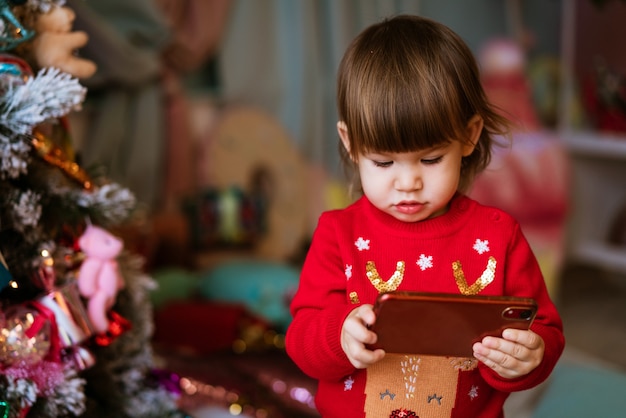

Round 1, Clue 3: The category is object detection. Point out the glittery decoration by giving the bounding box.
[452,256,496,295]
[366,261,405,293]
[349,291,360,304]
[31,129,93,190]
[0,304,51,366]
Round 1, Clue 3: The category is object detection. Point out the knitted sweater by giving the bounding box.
[286,194,564,418]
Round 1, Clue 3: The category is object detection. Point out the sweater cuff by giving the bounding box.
[320,304,361,378]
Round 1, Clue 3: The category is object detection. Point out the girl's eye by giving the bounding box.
[373,160,393,168]
[421,156,443,165]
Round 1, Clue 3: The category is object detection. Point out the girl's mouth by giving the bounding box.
[394,201,424,215]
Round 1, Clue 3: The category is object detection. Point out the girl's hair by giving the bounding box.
[337,15,510,192]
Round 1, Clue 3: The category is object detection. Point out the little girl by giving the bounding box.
[285,14,565,418]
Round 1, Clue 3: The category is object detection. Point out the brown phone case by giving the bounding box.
[368,292,537,357]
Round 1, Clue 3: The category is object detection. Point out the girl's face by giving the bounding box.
[338,116,482,222]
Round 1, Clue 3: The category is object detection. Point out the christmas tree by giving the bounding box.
[1,1,185,416]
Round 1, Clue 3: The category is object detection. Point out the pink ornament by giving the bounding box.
[77,225,124,334]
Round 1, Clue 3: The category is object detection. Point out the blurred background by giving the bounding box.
[68,0,626,417]
[35,0,626,416]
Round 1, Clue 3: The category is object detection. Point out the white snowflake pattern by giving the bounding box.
[468,385,479,400]
[344,376,354,391]
[345,265,353,280]
[354,237,370,251]
[416,254,433,271]
[473,239,490,255]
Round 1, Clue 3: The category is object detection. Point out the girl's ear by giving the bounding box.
[462,114,484,157]
[337,121,351,154]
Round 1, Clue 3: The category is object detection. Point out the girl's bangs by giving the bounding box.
[351,73,467,155]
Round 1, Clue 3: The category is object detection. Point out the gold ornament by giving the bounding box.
[31,128,93,190]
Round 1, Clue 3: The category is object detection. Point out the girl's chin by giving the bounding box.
[388,211,430,223]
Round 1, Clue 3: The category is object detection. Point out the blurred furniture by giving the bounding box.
[559,0,626,276]
[191,104,309,266]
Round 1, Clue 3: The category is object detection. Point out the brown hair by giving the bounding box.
[337,15,510,192]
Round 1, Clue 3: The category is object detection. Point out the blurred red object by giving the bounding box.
[480,38,541,131]
[153,301,267,355]
[471,131,569,227]
[583,68,626,133]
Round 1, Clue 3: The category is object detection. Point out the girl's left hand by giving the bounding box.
[472,329,545,379]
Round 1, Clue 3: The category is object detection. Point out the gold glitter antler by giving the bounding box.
[366,261,405,293]
[452,256,496,295]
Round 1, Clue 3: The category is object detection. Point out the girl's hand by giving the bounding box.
[341,304,386,369]
[472,329,545,379]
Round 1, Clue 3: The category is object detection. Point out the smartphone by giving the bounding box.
[368,291,537,357]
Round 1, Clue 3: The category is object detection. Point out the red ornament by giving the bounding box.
[93,310,132,346]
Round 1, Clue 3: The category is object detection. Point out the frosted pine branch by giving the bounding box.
[1,375,38,411]
[12,190,43,229]
[0,67,86,135]
[74,183,137,224]
[0,131,31,179]
[46,367,86,417]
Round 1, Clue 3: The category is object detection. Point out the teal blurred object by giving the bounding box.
[533,362,626,418]
[198,260,300,331]
[150,268,199,309]
[1,262,11,291]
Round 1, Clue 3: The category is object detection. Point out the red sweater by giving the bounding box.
[286,194,564,418]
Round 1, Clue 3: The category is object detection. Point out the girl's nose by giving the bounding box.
[394,167,422,191]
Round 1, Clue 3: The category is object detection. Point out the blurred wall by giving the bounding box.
[217,0,562,179]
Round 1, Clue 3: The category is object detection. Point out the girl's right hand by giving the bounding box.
[341,304,386,369]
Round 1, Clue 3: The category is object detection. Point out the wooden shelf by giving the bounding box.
[559,1,626,278]
[571,241,626,274]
